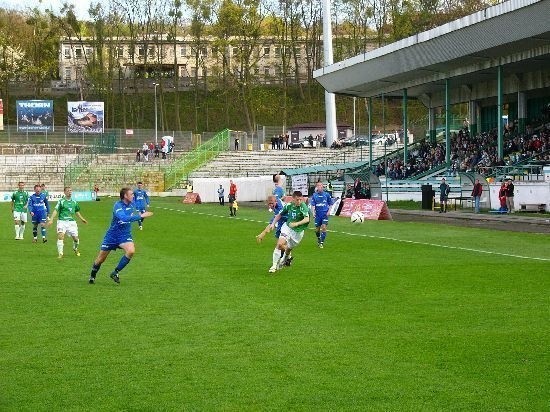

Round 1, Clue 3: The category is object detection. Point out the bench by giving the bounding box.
[519,203,546,213]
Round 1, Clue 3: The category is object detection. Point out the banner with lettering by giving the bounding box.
[67,101,104,133]
[16,100,54,132]
[339,199,393,220]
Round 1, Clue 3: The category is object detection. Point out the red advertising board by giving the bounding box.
[182,193,202,204]
[339,199,392,220]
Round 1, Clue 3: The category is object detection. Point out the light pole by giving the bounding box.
[154,83,159,145]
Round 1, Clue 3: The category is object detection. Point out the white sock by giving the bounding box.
[19,225,25,238]
[272,248,281,266]
[15,225,19,237]
[57,240,64,254]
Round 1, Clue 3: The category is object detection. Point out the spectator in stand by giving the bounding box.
[136,149,141,162]
[284,134,289,149]
[471,179,483,213]
[353,178,362,199]
[271,136,276,150]
[278,135,284,150]
[505,179,515,213]
[154,143,160,158]
[360,182,371,199]
[234,136,239,150]
[439,178,450,213]
[344,184,354,199]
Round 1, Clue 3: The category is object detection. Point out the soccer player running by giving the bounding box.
[11,181,29,240]
[310,181,334,249]
[256,195,294,268]
[88,187,153,285]
[133,181,150,230]
[28,184,50,243]
[48,187,88,258]
[268,190,310,273]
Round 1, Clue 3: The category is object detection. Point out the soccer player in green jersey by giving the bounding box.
[11,181,29,240]
[40,183,49,199]
[48,187,88,258]
[268,190,310,273]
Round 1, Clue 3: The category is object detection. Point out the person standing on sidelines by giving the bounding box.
[228,179,237,216]
[28,184,50,243]
[310,181,333,248]
[217,184,225,206]
[48,187,88,258]
[133,181,150,230]
[88,187,153,285]
[268,190,309,273]
[439,178,450,213]
[471,179,483,213]
[11,181,29,240]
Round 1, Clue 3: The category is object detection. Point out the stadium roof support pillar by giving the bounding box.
[402,88,408,164]
[468,100,478,137]
[445,79,451,167]
[428,106,436,144]
[368,97,373,166]
[497,65,504,160]
[518,91,526,133]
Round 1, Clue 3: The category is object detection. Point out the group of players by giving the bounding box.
[10,181,153,285]
[256,176,333,273]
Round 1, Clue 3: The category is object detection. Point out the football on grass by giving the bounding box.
[350,211,365,224]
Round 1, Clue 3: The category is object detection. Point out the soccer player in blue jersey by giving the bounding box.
[256,195,294,268]
[28,184,50,243]
[133,181,150,230]
[272,175,285,200]
[88,187,153,285]
[310,181,334,248]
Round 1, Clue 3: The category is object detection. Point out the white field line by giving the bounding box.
[153,205,550,262]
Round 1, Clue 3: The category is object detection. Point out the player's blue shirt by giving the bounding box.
[133,188,150,210]
[103,200,142,242]
[28,192,49,214]
[269,198,287,225]
[310,191,333,214]
[272,186,285,200]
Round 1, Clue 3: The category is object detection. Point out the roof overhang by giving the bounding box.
[314,0,550,99]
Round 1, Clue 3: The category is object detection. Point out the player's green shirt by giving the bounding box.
[55,197,80,221]
[281,201,310,232]
[41,190,49,199]
[11,190,29,212]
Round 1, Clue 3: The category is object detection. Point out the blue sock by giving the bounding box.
[320,232,326,243]
[114,255,131,273]
[41,227,46,237]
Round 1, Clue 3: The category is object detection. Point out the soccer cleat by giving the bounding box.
[43,238,48,243]
[139,226,143,230]
[276,257,286,270]
[15,237,20,240]
[58,253,63,259]
[33,238,38,243]
[319,242,324,249]
[284,256,293,267]
[268,266,277,273]
[110,272,120,284]
[74,249,81,257]
[88,276,95,284]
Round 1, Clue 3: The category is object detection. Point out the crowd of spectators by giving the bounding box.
[374,121,550,179]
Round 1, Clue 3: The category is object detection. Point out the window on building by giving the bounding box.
[233,47,239,57]
[200,47,207,56]
[254,66,259,75]
[116,47,124,58]
[274,47,280,57]
[263,47,270,57]
[179,65,188,77]
[74,48,82,59]
[148,47,155,57]
[294,47,301,58]
[190,67,197,77]
[138,48,144,57]
[264,67,270,76]
[85,47,92,56]
[211,46,218,56]
[64,48,71,59]
[180,46,187,57]
[64,68,71,80]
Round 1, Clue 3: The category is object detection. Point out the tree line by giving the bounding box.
[0,0,499,133]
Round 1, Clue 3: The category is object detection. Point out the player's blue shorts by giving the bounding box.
[100,234,134,251]
[32,211,48,224]
[314,211,329,227]
[274,220,286,238]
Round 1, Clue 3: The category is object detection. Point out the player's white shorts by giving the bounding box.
[279,223,304,249]
[57,220,79,237]
[13,211,28,222]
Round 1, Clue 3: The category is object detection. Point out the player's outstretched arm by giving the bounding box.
[76,212,88,224]
[47,210,58,226]
[140,211,153,218]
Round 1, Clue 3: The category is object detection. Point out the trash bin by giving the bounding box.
[247,143,253,151]
[421,184,434,210]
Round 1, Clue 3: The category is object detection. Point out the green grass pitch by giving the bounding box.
[0,198,548,410]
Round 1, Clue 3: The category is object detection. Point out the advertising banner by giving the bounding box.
[339,199,393,220]
[291,174,308,195]
[67,101,104,133]
[0,98,3,131]
[16,100,54,132]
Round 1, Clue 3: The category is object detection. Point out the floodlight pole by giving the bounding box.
[322,0,337,148]
[154,83,159,145]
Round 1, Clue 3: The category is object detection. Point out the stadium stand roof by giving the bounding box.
[279,161,368,176]
[313,0,550,99]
